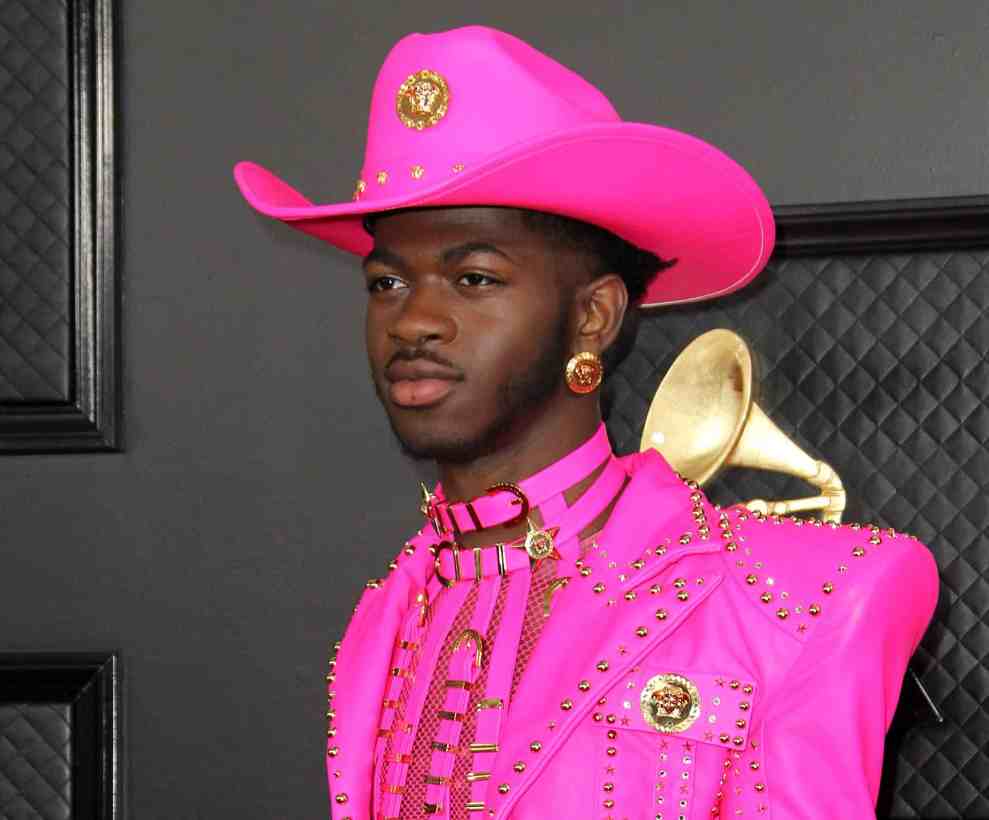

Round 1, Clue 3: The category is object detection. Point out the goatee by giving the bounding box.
[380,304,571,465]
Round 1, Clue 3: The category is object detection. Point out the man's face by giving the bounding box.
[362,207,586,464]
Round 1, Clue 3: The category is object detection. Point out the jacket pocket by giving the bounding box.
[590,669,758,820]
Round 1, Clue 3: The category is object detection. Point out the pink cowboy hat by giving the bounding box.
[234,26,775,307]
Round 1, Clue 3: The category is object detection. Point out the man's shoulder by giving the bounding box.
[615,451,938,639]
[713,505,938,643]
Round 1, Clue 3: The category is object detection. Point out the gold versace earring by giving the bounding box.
[565,352,603,394]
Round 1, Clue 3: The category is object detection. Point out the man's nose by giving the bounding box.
[388,283,457,347]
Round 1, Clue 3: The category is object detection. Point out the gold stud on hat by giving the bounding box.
[396,69,450,130]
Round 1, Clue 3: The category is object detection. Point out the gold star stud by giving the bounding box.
[419,482,442,534]
[522,518,562,564]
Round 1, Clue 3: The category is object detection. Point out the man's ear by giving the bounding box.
[572,273,629,356]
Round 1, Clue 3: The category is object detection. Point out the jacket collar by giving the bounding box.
[485,450,725,817]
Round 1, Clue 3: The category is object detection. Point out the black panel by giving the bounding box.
[0,0,117,451]
[604,197,989,819]
[0,0,71,403]
[0,703,72,819]
[0,654,118,820]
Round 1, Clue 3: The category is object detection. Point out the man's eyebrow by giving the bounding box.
[362,247,405,271]
[441,241,516,266]
[363,241,516,271]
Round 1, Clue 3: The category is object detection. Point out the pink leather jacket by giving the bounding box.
[327,451,939,819]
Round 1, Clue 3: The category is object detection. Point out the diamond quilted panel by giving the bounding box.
[604,249,989,818]
[0,0,71,403]
[0,703,71,820]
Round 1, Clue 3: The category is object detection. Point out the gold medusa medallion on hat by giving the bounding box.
[396,69,450,130]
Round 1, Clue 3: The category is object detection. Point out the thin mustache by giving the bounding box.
[386,347,464,378]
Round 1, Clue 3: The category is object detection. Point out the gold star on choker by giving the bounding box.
[521,518,562,565]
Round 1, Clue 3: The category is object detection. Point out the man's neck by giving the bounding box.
[435,413,607,549]
[437,415,602,503]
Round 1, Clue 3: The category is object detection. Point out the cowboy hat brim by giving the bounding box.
[234,122,774,308]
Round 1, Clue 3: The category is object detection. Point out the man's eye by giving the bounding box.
[367,275,407,293]
[458,272,500,287]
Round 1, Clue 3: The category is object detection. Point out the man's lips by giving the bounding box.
[385,359,462,408]
[389,378,456,408]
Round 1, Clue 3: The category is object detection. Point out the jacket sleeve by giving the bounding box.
[721,536,939,820]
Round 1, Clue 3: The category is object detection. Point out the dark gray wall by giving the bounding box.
[1,1,985,817]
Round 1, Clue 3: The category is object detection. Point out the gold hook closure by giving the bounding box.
[484,482,530,529]
[542,576,571,618]
[453,629,485,669]
[433,540,457,588]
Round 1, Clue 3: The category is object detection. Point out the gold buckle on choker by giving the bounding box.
[433,542,511,587]
[420,482,531,537]
[433,515,562,585]
[484,482,530,528]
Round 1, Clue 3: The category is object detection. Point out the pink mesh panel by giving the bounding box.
[398,584,480,818]
[510,559,558,699]
[449,576,510,819]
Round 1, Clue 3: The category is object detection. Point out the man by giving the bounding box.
[234,26,938,820]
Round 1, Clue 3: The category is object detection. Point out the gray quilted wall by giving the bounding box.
[2,0,989,816]
[0,703,71,819]
[0,0,71,403]
[604,247,989,818]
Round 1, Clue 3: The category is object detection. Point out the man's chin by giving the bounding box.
[386,418,499,466]
[393,431,479,465]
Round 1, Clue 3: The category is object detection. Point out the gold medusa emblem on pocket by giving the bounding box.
[640,673,701,733]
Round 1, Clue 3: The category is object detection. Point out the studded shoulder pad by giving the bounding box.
[717,506,928,642]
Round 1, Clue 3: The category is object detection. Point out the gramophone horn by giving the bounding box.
[640,329,846,522]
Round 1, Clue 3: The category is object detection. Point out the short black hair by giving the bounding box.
[517,209,675,376]
[517,210,675,304]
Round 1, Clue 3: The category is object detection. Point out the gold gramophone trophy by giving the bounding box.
[640,329,846,522]
[641,329,945,726]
